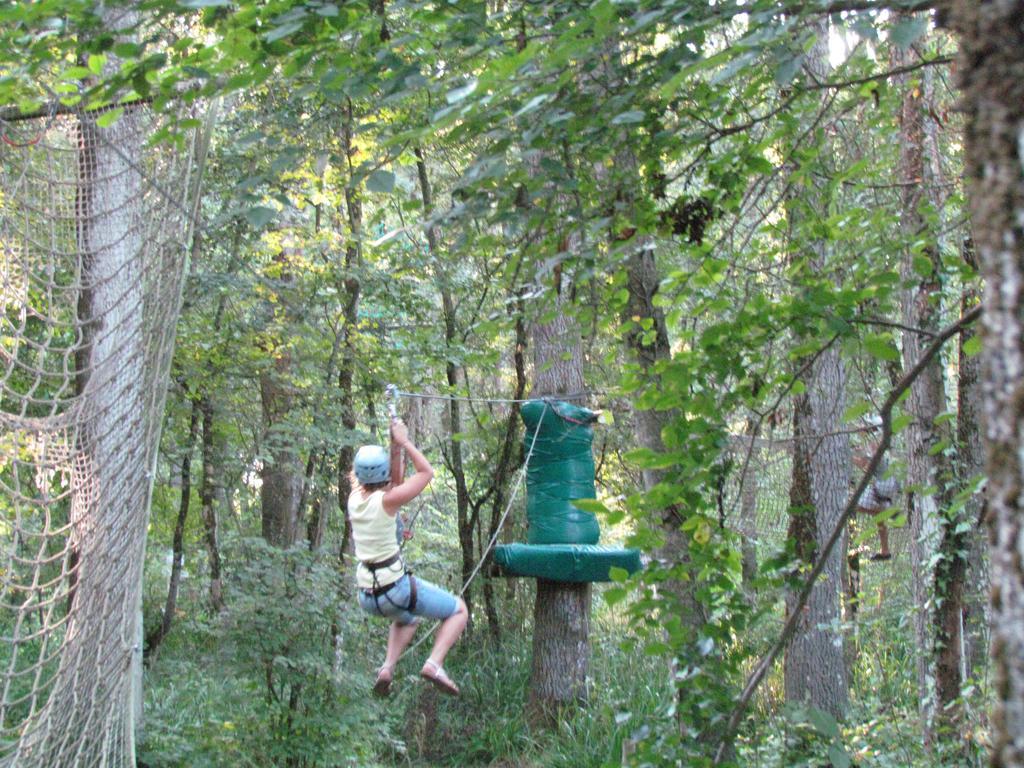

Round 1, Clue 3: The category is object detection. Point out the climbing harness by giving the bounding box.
[362,554,419,616]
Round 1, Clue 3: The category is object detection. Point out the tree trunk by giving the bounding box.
[527,267,591,722]
[591,28,710,745]
[303,318,345,549]
[147,399,200,655]
[527,579,591,714]
[484,308,529,643]
[415,146,474,618]
[784,347,850,720]
[260,354,302,547]
[198,395,224,611]
[258,234,304,549]
[957,239,987,678]
[892,25,960,732]
[336,97,362,566]
[739,426,760,592]
[945,4,1024,765]
[778,22,850,722]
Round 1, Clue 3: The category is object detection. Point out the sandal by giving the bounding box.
[373,664,395,697]
[420,659,460,697]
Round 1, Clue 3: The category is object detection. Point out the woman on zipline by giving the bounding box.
[349,420,467,697]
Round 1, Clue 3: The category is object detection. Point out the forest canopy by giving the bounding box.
[0,0,1022,766]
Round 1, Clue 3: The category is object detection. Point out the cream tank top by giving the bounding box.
[349,490,404,590]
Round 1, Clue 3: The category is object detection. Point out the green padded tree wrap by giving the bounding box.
[493,543,642,582]
[522,400,601,545]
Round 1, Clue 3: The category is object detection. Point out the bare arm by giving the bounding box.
[382,421,433,516]
[390,426,406,486]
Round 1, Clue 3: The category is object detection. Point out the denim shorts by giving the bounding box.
[357,573,458,626]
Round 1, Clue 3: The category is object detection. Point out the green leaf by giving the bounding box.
[890,17,928,50]
[843,400,871,423]
[828,744,852,768]
[892,413,913,433]
[445,79,477,105]
[774,54,803,86]
[514,93,552,118]
[610,110,644,125]
[96,108,124,128]
[87,54,106,76]
[963,335,982,357]
[570,498,609,515]
[807,707,841,740]
[244,206,277,228]
[644,641,670,656]
[64,66,92,80]
[265,21,304,43]
[603,587,628,606]
[623,447,676,470]
[865,334,900,362]
[366,170,395,194]
[693,521,711,545]
[912,253,934,277]
[608,566,629,583]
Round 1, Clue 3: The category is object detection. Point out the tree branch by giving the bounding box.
[849,316,938,337]
[803,56,953,91]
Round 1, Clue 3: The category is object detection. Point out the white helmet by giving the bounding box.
[354,445,390,484]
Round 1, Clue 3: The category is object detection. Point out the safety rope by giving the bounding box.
[383,382,577,537]
[397,400,549,661]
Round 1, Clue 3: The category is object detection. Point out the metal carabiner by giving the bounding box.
[385,384,399,421]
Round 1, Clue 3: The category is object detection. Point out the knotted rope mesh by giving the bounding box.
[723,430,910,556]
[0,101,201,765]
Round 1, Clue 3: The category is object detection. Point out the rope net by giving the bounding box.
[723,431,910,557]
[0,100,201,765]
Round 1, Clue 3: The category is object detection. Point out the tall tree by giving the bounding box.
[946,2,1024,765]
[892,20,960,732]
[782,24,850,721]
[526,279,592,721]
[336,98,362,564]
[198,393,225,610]
[415,146,475,618]
[146,398,200,655]
[259,235,303,548]
[956,239,986,676]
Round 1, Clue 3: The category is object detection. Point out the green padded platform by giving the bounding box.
[493,543,642,583]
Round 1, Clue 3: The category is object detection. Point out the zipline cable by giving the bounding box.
[397,400,548,661]
[391,388,601,406]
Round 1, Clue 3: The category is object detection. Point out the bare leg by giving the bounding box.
[420,598,468,696]
[374,620,418,696]
[385,620,418,669]
[877,522,891,557]
[426,598,468,668]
